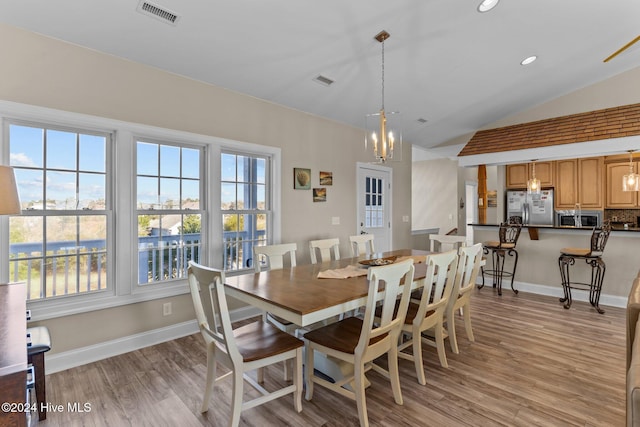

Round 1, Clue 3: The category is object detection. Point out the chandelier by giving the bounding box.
[623,150,640,191]
[527,160,541,195]
[365,30,401,163]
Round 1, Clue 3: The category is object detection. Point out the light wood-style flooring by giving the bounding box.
[39,289,626,426]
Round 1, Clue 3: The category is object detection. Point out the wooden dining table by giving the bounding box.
[224,249,430,328]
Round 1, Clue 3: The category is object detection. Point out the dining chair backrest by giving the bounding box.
[429,234,466,253]
[309,238,341,264]
[187,261,239,364]
[497,222,522,248]
[414,250,459,325]
[589,220,612,256]
[450,243,484,308]
[253,243,297,272]
[359,259,415,355]
[349,234,375,257]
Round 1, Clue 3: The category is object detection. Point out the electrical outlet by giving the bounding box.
[163,302,172,316]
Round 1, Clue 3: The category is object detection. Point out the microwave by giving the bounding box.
[555,210,602,227]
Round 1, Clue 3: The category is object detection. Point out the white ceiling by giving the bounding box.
[2,0,640,154]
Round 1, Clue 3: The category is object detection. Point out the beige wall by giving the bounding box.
[0,24,412,354]
[412,158,458,234]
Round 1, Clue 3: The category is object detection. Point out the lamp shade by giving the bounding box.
[0,166,21,215]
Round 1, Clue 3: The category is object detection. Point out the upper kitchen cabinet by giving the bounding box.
[506,162,554,189]
[555,157,604,209]
[606,160,638,208]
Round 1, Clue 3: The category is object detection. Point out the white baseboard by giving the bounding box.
[46,305,262,374]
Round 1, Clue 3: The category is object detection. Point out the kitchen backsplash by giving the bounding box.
[604,209,640,225]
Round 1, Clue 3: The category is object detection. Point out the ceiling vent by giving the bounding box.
[417,118,428,124]
[313,75,335,86]
[137,1,181,25]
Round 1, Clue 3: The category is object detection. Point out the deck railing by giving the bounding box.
[10,230,265,299]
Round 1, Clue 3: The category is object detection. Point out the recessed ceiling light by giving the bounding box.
[477,0,499,13]
[520,55,537,65]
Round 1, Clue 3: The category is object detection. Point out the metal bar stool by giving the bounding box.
[478,221,522,296]
[558,221,611,314]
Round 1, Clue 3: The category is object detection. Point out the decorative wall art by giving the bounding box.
[313,188,326,202]
[294,168,311,189]
[319,171,333,185]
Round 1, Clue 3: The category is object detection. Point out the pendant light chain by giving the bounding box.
[381,36,385,111]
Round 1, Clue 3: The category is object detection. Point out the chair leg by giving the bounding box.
[411,333,426,385]
[388,343,403,405]
[200,347,217,412]
[293,348,303,412]
[462,304,475,342]
[304,344,314,401]
[354,362,370,427]
[31,352,46,421]
[447,314,459,354]
[230,370,244,427]
[434,325,448,368]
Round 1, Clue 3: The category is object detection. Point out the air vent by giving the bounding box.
[417,118,428,124]
[313,75,335,86]
[137,1,181,25]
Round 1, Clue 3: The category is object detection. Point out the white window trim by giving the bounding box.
[0,100,281,321]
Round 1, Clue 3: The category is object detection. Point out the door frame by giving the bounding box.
[356,162,393,252]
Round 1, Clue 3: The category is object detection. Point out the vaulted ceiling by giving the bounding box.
[2,0,640,154]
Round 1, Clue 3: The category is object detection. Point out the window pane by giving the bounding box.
[182,148,200,179]
[221,183,236,209]
[79,216,107,255]
[236,183,248,209]
[46,216,77,254]
[46,130,77,170]
[137,142,158,176]
[10,125,44,168]
[182,179,200,209]
[256,158,266,184]
[160,145,180,177]
[79,134,106,172]
[79,173,105,210]
[256,184,266,210]
[46,170,77,209]
[159,177,180,209]
[237,156,247,182]
[221,153,236,181]
[137,176,158,209]
[14,169,44,210]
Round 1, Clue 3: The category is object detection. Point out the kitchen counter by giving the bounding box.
[471,223,640,232]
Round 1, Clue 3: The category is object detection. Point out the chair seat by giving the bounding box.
[303,316,385,354]
[483,241,516,250]
[560,247,593,257]
[27,326,51,356]
[235,321,303,362]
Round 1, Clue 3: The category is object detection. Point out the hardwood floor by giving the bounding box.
[39,289,626,426]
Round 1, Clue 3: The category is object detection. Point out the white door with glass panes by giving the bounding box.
[356,163,391,253]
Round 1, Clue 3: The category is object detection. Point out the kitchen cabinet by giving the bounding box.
[506,162,554,189]
[555,157,604,209]
[606,161,638,208]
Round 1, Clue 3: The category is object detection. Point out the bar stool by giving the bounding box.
[558,221,611,314]
[478,221,522,296]
[27,326,52,421]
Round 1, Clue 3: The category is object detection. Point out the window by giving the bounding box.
[221,152,269,271]
[136,140,204,285]
[8,122,111,301]
[365,176,384,227]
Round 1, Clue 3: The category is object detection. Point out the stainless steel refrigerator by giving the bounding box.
[506,189,554,225]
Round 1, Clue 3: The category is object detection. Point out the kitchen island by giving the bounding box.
[472,223,640,307]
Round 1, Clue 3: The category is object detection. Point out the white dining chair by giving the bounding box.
[253,242,297,272]
[396,250,458,385]
[309,238,341,264]
[445,243,483,354]
[252,243,299,334]
[304,259,415,427]
[187,261,303,426]
[349,234,375,257]
[429,234,467,252]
